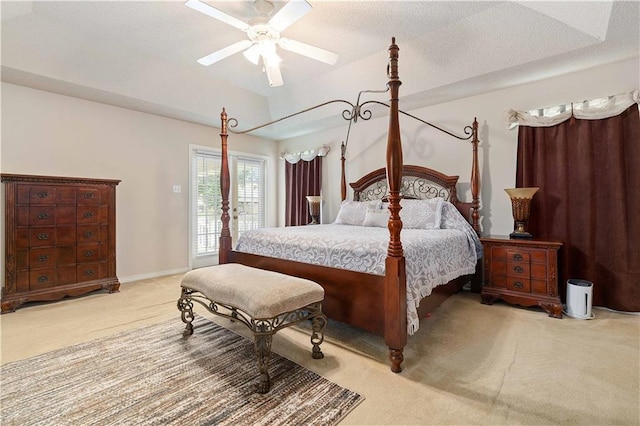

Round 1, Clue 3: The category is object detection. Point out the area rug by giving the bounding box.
[1,316,363,425]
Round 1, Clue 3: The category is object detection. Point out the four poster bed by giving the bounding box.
[217,38,481,373]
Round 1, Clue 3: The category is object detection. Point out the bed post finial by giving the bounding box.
[385,37,407,374]
[220,108,232,264]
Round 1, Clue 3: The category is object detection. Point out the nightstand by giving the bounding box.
[480,236,563,318]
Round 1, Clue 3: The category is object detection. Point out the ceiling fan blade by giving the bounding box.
[264,63,284,87]
[197,40,253,66]
[268,0,312,32]
[279,38,339,65]
[185,0,250,31]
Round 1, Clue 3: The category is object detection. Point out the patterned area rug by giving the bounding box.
[1,316,363,425]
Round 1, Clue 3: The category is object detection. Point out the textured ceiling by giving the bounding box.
[2,1,639,139]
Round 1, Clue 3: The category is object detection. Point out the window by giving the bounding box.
[190,148,266,268]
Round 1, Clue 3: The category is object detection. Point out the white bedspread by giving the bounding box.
[235,203,481,334]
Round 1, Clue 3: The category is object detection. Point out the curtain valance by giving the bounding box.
[505,88,639,129]
[280,144,330,164]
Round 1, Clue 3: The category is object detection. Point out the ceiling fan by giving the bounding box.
[186,0,339,87]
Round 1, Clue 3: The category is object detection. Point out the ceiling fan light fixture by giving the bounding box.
[258,40,281,67]
[243,44,261,65]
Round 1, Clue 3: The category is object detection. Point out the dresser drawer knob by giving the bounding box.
[83,193,94,199]
[84,212,94,218]
[37,275,49,282]
[84,250,94,257]
[36,192,49,199]
[514,281,524,289]
[513,266,524,273]
[38,255,49,262]
[513,253,523,261]
[37,233,49,240]
[83,270,94,276]
[37,212,50,219]
[83,231,94,238]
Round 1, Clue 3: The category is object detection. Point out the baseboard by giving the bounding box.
[118,268,189,284]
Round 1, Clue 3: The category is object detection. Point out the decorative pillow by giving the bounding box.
[400,198,443,229]
[334,200,382,226]
[363,204,390,227]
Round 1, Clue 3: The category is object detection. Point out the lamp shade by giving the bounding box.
[504,187,539,199]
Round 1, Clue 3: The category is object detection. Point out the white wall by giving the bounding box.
[277,57,639,235]
[1,83,278,284]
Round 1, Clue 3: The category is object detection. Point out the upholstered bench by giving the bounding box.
[177,263,327,394]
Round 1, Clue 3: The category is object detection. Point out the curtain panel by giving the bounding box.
[516,104,640,311]
[285,156,322,226]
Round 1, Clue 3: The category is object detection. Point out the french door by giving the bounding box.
[190,147,266,269]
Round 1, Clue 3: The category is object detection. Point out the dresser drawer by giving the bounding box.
[29,268,57,290]
[77,243,106,263]
[77,205,107,224]
[77,262,107,282]
[77,225,109,243]
[77,188,102,204]
[28,265,77,291]
[28,186,58,204]
[29,248,58,268]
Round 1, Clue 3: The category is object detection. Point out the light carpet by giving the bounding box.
[1,316,363,425]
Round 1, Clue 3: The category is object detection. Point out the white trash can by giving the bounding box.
[565,279,594,319]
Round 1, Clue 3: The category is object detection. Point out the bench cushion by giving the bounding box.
[181,264,324,319]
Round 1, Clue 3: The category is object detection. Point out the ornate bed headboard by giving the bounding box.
[350,164,476,230]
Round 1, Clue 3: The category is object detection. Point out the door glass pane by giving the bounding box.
[195,153,221,256]
[236,157,265,239]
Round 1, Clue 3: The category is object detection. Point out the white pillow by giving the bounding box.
[400,198,443,229]
[363,205,390,227]
[334,200,382,226]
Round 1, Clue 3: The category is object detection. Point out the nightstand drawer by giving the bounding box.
[506,278,531,293]
[506,250,530,263]
[507,261,530,277]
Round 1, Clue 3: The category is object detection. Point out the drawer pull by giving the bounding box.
[514,281,524,289]
[36,192,49,199]
[513,253,523,261]
[84,212,94,218]
[83,270,94,276]
[513,266,524,273]
[37,275,49,282]
[83,193,94,199]
[37,233,49,240]
[84,231,94,238]
[84,250,94,257]
[38,255,49,262]
[37,212,50,219]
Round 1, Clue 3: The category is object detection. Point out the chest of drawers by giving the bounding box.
[2,174,121,313]
[480,236,563,318]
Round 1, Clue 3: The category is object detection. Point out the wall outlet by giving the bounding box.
[172,185,181,193]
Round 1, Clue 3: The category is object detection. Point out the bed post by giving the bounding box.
[470,118,481,235]
[384,38,407,373]
[340,141,347,201]
[219,108,232,264]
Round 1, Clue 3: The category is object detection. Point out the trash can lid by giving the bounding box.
[567,279,593,287]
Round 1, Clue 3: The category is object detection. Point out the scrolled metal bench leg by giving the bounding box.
[254,333,273,394]
[177,288,194,337]
[311,313,327,359]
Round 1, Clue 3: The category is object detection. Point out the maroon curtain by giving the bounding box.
[285,156,322,226]
[516,104,640,311]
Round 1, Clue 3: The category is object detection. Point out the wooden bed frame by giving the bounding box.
[217,38,481,373]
